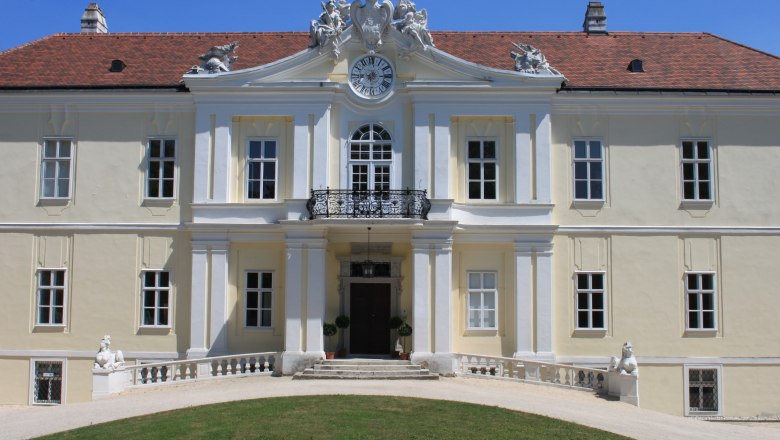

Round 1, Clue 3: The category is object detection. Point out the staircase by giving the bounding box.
[293,359,439,380]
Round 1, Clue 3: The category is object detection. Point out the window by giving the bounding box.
[349,124,392,192]
[467,140,497,200]
[36,270,66,326]
[32,361,63,405]
[40,139,73,199]
[247,140,278,200]
[575,273,606,330]
[141,271,170,327]
[573,140,603,200]
[686,273,716,330]
[467,272,497,329]
[146,139,176,199]
[681,140,712,201]
[686,367,720,415]
[245,272,273,328]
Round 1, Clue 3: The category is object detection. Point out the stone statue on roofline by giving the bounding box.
[310,0,347,60]
[396,7,433,57]
[350,0,394,53]
[511,43,560,76]
[188,42,239,74]
[94,335,125,370]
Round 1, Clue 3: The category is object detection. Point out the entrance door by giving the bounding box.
[350,283,391,355]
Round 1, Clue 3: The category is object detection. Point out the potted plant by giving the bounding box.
[335,315,350,357]
[397,322,413,360]
[323,323,338,359]
[389,316,403,358]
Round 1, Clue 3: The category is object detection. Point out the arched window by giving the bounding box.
[349,124,392,191]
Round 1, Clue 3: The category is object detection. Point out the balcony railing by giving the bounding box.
[307,188,431,220]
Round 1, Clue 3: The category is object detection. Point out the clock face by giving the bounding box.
[349,55,394,98]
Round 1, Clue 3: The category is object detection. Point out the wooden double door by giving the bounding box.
[349,283,391,355]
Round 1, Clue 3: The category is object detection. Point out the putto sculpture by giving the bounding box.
[511,43,560,76]
[350,0,395,53]
[609,341,639,376]
[94,335,125,370]
[310,1,348,60]
[395,1,433,56]
[189,42,239,74]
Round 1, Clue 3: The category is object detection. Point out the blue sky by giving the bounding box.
[2,0,778,56]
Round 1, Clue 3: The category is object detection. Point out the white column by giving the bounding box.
[311,108,330,191]
[411,242,431,355]
[535,111,552,203]
[186,245,209,359]
[433,241,453,353]
[292,113,310,199]
[305,240,326,354]
[413,111,431,192]
[284,242,304,353]
[208,244,229,356]
[193,112,212,203]
[433,120,451,199]
[514,112,532,204]
[514,245,534,358]
[212,114,232,203]
[535,248,554,359]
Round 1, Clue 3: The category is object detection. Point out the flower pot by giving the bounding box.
[325,352,336,359]
[399,352,410,360]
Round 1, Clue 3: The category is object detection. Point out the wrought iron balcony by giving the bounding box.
[307,188,431,220]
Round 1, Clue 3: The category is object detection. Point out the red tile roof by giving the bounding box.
[1,31,779,91]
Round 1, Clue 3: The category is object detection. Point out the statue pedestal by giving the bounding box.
[92,367,129,400]
[607,373,639,406]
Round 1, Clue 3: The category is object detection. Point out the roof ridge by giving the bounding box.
[0,33,65,56]
[704,32,780,61]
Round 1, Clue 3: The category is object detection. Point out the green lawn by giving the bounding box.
[40,395,631,440]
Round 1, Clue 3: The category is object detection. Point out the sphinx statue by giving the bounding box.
[609,341,638,376]
[94,335,125,370]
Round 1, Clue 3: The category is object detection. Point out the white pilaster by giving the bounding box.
[208,244,229,356]
[284,242,304,353]
[292,113,311,199]
[186,245,209,359]
[514,112,532,203]
[535,111,552,203]
[536,248,554,359]
[411,242,431,355]
[433,120,450,199]
[193,112,212,203]
[305,240,326,354]
[514,245,534,358]
[212,114,232,203]
[413,111,431,192]
[433,241,453,353]
[311,108,330,191]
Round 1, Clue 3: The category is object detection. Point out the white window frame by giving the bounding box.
[140,270,172,328]
[680,139,714,202]
[684,365,723,416]
[244,271,274,329]
[29,358,67,405]
[348,123,394,192]
[246,138,279,201]
[466,138,499,201]
[572,139,605,201]
[466,271,498,330]
[39,138,75,200]
[35,268,68,327]
[684,272,717,332]
[145,138,177,200]
[574,271,607,330]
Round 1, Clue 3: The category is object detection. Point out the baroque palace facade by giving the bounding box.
[1,1,779,417]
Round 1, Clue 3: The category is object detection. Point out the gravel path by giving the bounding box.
[0,375,778,440]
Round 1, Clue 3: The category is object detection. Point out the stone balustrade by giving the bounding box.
[455,353,639,406]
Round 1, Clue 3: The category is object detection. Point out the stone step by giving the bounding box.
[293,372,439,381]
[314,364,421,371]
[301,368,432,376]
[319,359,412,366]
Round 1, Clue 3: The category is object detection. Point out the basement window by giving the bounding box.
[109,59,126,73]
[628,59,644,73]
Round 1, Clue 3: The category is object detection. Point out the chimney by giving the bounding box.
[583,2,607,35]
[81,3,108,34]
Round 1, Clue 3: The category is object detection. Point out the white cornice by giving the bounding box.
[0,223,182,232]
[558,226,780,235]
[553,94,780,116]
